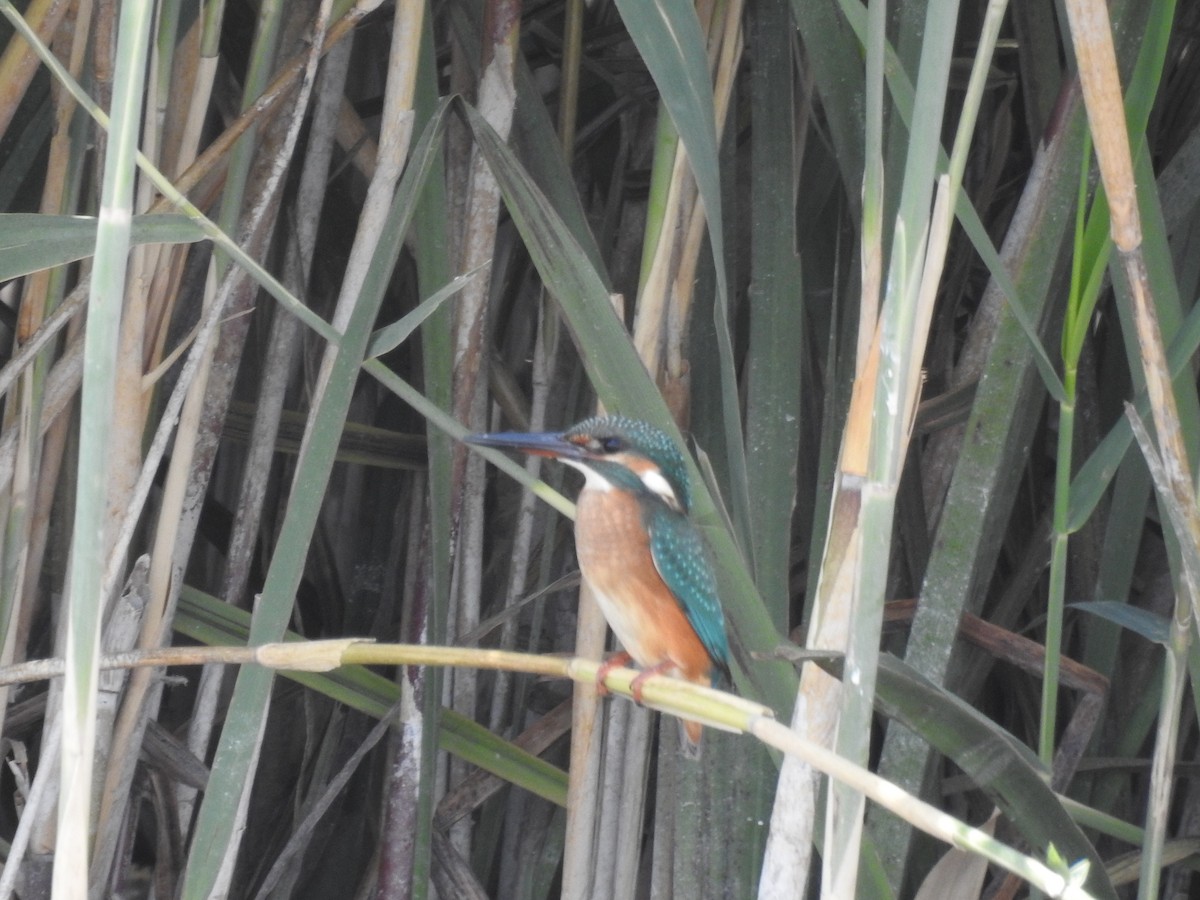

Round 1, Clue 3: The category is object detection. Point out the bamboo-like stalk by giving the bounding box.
[0,0,91,791]
[856,0,885,376]
[0,43,85,878]
[1044,0,1174,777]
[54,0,154,892]
[445,0,522,883]
[1062,6,1199,595]
[0,0,70,139]
[84,0,197,882]
[807,2,1008,894]
[1042,131,1094,769]
[1124,405,1200,897]
[1061,2,1197,897]
[565,321,643,900]
[485,0,576,773]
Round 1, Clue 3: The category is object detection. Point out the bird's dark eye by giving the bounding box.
[600,436,622,453]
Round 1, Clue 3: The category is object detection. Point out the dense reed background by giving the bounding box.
[0,0,1198,897]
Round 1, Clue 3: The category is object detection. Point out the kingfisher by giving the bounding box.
[466,415,731,751]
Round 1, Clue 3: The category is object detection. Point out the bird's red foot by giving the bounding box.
[629,660,674,705]
[595,651,633,696]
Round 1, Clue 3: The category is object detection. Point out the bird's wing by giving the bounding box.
[647,509,731,683]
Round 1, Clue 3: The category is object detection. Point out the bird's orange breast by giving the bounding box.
[574,488,713,686]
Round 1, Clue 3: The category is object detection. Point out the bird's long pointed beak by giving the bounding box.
[463,429,585,461]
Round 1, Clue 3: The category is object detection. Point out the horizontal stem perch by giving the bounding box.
[0,640,552,682]
[0,640,771,734]
[0,641,1092,897]
[18,642,1093,897]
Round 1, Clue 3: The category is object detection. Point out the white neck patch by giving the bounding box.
[638,468,680,510]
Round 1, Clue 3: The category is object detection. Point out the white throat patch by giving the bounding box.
[563,459,613,492]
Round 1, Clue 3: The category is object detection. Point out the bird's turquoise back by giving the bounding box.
[643,502,731,685]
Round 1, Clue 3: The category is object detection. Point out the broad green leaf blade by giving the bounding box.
[787,0,865,199]
[454,101,665,422]
[745,0,803,627]
[610,0,724,289]
[1073,600,1170,645]
[408,18,457,894]
[366,266,480,359]
[0,213,204,280]
[610,0,753,555]
[57,0,156,888]
[438,711,567,809]
[831,654,1119,900]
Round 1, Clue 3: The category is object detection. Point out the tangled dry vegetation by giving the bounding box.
[0,0,1199,897]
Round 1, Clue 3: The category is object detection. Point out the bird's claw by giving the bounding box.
[629,661,673,705]
[594,651,633,696]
